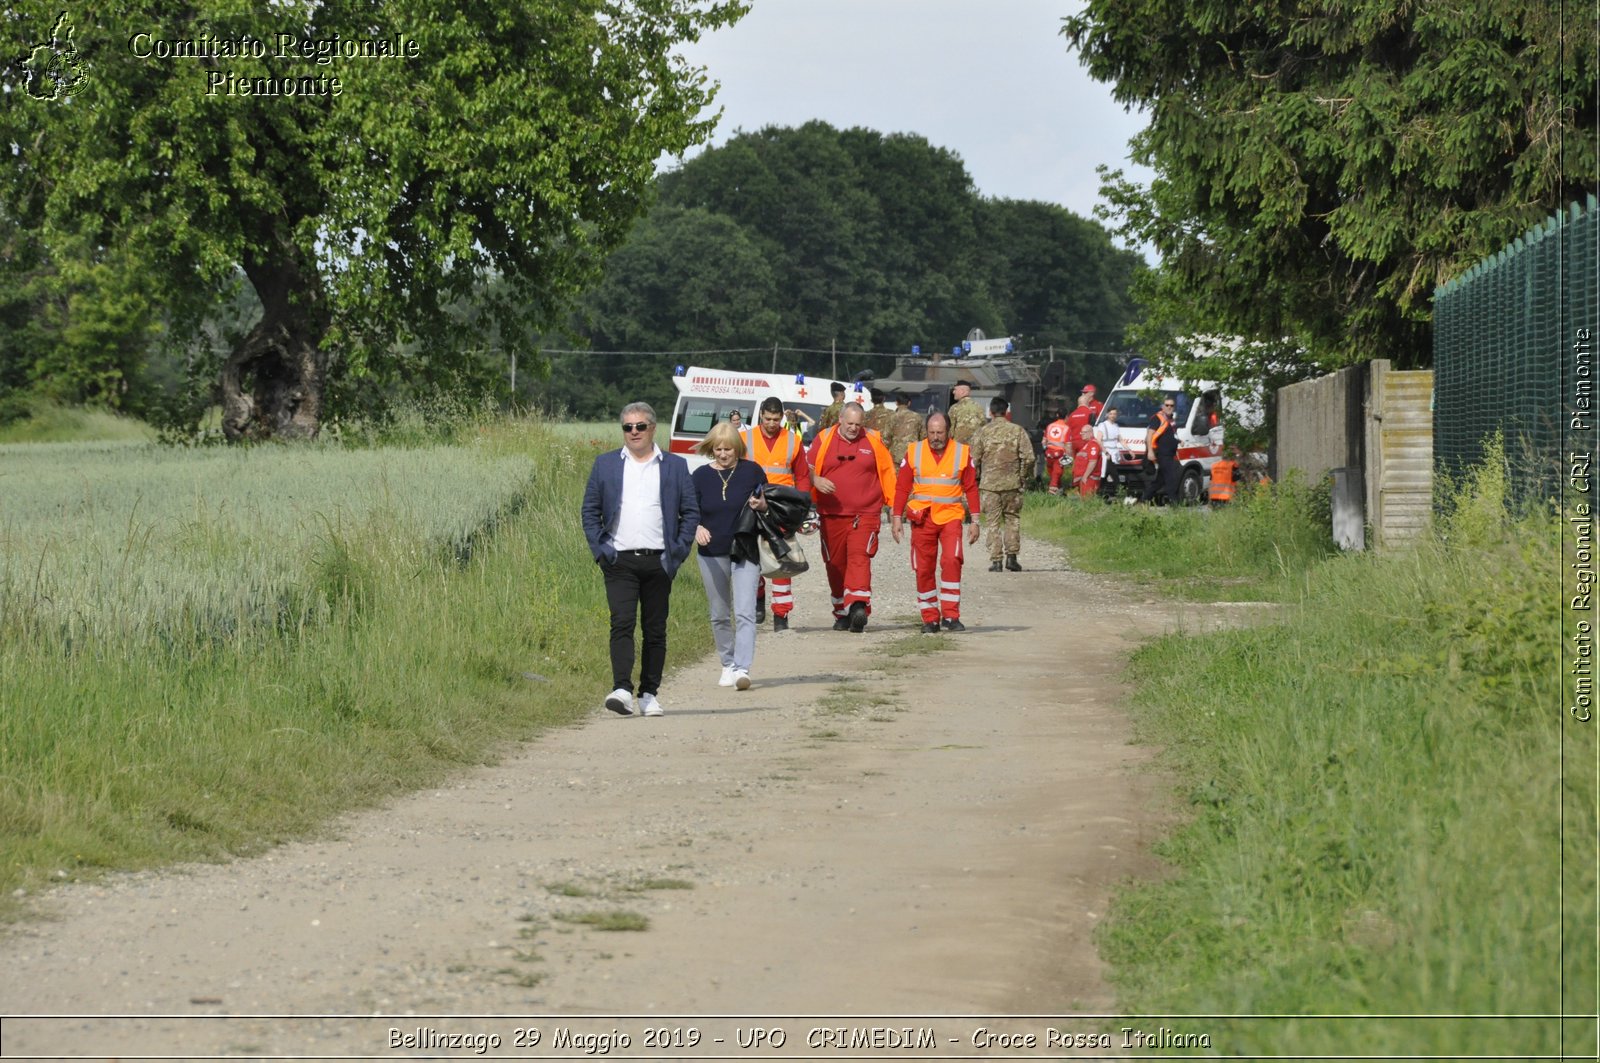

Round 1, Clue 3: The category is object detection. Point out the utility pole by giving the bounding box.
[771,343,778,374]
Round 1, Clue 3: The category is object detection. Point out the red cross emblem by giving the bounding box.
[796,387,808,398]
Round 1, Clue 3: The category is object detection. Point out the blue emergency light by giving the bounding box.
[1005,340,1014,353]
[674,365,685,376]
[795,373,805,384]
[962,341,972,353]
[951,346,961,357]
[911,344,921,356]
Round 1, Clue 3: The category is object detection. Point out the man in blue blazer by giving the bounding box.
[581,401,700,718]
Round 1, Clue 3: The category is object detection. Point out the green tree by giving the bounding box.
[1063,0,1598,371]
[0,0,746,440]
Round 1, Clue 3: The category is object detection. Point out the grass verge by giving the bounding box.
[1066,455,1595,1056]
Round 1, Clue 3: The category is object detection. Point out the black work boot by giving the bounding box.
[1005,554,1022,572]
[989,559,1004,572]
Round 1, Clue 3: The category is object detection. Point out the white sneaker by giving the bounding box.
[718,666,736,688]
[604,688,634,716]
[734,670,751,691]
[640,693,665,717]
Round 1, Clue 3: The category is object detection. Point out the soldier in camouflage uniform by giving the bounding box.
[862,387,889,437]
[946,380,986,444]
[884,390,925,465]
[817,381,847,430]
[970,396,1035,571]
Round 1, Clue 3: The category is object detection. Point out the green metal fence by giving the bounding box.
[1433,195,1599,511]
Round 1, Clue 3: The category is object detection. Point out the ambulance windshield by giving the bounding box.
[1100,389,1190,429]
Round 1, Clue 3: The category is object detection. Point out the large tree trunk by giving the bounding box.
[222,249,329,442]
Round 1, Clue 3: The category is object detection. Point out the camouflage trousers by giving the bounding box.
[979,489,1023,559]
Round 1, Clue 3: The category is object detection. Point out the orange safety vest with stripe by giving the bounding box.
[742,427,799,487]
[1148,411,1176,456]
[1043,419,1071,455]
[1209,460,1236,503]
[905,439,972,525]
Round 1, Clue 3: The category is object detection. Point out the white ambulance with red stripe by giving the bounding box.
[1095,360,1228,504]
[668,365,874,470]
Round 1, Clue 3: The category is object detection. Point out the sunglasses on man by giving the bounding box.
[621,422,653,433]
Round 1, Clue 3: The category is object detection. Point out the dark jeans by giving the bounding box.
[1140,454,1181,504]
[601,551,675,696]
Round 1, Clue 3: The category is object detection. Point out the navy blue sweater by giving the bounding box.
[691,460,768,556]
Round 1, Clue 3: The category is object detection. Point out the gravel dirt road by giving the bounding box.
[0,531,1224,1060]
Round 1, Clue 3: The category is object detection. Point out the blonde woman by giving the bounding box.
[691,422,769,690]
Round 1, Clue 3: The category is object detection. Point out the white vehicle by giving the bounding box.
[668,365,873,469]
[1095,361,1229,504]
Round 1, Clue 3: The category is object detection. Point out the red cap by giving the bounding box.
[1081,384,1097,394]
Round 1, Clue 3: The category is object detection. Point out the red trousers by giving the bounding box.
[909,517,965,621]
[756,576,794,617]
[818,511,881,617]
[1045,451,1067,492]
[1077,472,1102,498]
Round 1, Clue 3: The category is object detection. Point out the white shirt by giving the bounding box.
[1095,420,1123,460]
[612,447,666,551]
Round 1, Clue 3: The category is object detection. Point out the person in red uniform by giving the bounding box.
[807,402,897,633]
[742,396,813,632]
[1081,384,1103,421]
[1071,424,1103,499]
[891,411,981,633]
[1041,409,1072,496]
[1065,391,1094,444]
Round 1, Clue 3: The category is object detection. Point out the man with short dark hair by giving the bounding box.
[581,402,699,717]
[970,396,1034,572]
[947,379,984,444]
[1140,397,1181,505]
[743,396,813,631]
[818,381,848,430]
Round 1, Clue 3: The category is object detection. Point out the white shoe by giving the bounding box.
[604,688,634,716]
[640,693,664,717]
[718,666,736,688]
[734,670,751,691]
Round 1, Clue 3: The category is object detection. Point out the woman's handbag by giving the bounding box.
[758,534,809,577]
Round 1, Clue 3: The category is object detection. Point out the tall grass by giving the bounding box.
[1026,474,1334,600]
[0,441,533,648]
[1071,449,1594,1056]
[0,419,710,914]
[0,400,159,443]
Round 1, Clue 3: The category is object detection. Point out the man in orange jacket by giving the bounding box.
[742,396,813,632]
[807,403,897,633]
[891,411,981,633]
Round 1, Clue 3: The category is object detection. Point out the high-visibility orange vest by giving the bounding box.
[905,440,971,525]
[742,427,798,487]
[1043,419,1070,455]
[1209,460,1236,503]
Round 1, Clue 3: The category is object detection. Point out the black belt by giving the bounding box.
[618,548,663,556]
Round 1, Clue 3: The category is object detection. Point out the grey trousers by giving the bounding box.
[697,553,760,672]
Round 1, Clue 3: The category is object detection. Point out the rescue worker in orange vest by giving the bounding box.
[808,402,898,633]
[1208,451,1237,505]
[1139,397,1180,504]
[891,411,981,633]
[1071,424,1103,499]
[1041,408,1072,496]
[742,395,814,631]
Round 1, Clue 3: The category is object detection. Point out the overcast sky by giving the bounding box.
[667,0,1155,250]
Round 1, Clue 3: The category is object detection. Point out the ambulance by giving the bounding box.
[1095,359,1229,504]
[667,365,874,470]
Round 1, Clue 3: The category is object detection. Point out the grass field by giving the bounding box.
[0,418,710,914]
[1030,462,1596,1057]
